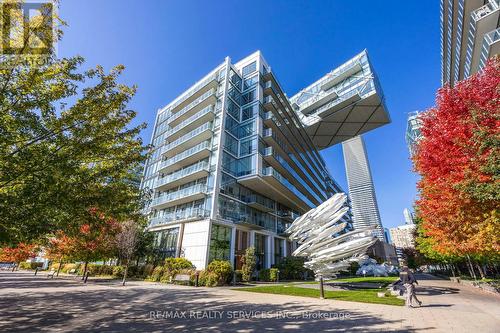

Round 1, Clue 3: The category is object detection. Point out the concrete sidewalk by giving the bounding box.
[0,271,498,332]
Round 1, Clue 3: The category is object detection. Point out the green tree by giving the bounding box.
[241,247,256,282]
[0,4,148,244]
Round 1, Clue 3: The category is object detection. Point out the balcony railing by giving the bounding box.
[149,208,210,228]
[155,160,209,189]
[168,88,216,125]
[164,105,214,140]
[261,167,315,209]
[159,141,211,171]
[162,122,213,156]
[150,184,208,208]
[472,0,499,21]
[166,73,218,114]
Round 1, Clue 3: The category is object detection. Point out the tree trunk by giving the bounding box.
[450,263,456,277]
[455,263,462,276]
[475,262,485,279]
[122,259,129,286]
[56,259,63,277]
[466,255,477,280]
[12,263,17,272]
[81,261,88,280]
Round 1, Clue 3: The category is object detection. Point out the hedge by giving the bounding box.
[19,262,44,270]
[198,260,233,287]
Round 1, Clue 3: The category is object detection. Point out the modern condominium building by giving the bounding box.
[403,208,416,225]
[441,0,500,87]
[341,135,385,242]
[141,50,389,270]
[290,50,389,243]
[405,111,423,157]
[389,225,417,249]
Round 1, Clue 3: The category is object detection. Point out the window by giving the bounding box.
[274,238,284,265]
[241,89,256,105]
[234,230,249,269]
[224,134,238,156]
[241,103,258,121]
[242,61,256,77]
[209,224,232,262]
[254,233,267,270]
[240,136,257,156]
[154,228,179,260]
[243,75,258,90]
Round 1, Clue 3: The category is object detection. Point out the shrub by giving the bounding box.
[63,263,79,274]
[112,265,125,278]
[143,264,155,278]
[19,262,43,270]
[269,268,279,282]
[259,268,270,281]
[274,257,312,280]
[160,258,195,283]
[201,260,233,287]
[234,269,242,283]
[147,266,164,282]
[50,262,61,271]
[83,264,114,276]
[241,247,256,282]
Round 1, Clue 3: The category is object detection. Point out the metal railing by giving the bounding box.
[151,184,208,207]
[156,160,209,188]
[168,88,216,125]
[162,122,213,154]
[159,141,211,170]
[149,208,210,227]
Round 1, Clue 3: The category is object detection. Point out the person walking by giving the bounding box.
[400,266,422,308]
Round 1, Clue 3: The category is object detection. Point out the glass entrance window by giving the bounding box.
[254,233,267,270]
[209,224,232,263]
[154,227,179,260]
[234,229,249,269]
[274,238,284,265]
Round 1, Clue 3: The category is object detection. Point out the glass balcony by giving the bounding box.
[164,105,215,142]
[155,160,210,190]
[150,184,208,209]
[472,0,499,22]
[167,72,218,115]
[263,147,324,204]
[479,27,500,70]
[262,95,276,112]
[149,208,210,228]
[158,140,211,174]
[162,122,213,158]
[277,219,292,235]
[245,193,275,212]
[168,88,217,127]
[261,166,315,210]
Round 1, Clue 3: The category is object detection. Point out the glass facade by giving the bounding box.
[141,51,356,269]
[208,224,232,262]
[153,227,179,260]
[441,0,500,86]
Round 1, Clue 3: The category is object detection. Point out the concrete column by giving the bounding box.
[283,239,288,259]
[249,230,255,247]
[267,235,273,269]
[176,223,185,257]
[229,226,236,268]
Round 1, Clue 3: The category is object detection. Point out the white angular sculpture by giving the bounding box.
[286,193,378,278]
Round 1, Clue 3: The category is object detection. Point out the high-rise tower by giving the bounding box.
[341,135,385,241]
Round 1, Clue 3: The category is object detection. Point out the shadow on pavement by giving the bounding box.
[0,272,436,333]
[416,286,460,296]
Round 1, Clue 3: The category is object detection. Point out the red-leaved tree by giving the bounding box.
[414,56,499,261]
[49,208,121,278]
[0,243,39,270]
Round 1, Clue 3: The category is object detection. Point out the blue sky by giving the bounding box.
[59,1,441,229]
